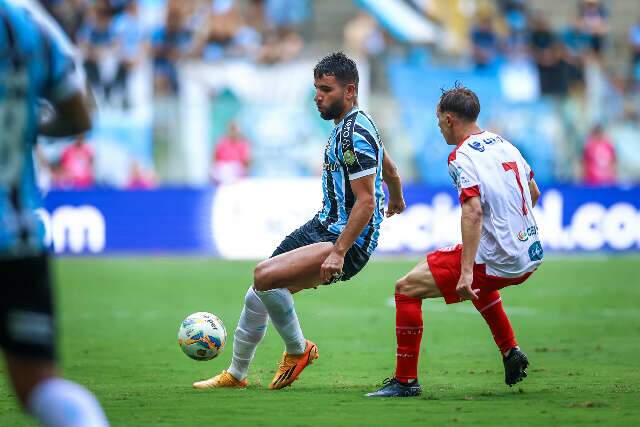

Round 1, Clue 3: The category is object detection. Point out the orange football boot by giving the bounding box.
[193,370,248,389]
[269,340,319,390]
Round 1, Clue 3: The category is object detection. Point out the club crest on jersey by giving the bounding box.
[343,150,356,166]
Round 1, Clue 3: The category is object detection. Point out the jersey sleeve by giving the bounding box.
[17,0,85,102]
[448,152,481,204]
[24,9,83,103]
[340,115,379,181]
[43,29,83,102]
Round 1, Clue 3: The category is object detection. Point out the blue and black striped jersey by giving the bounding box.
[0,0,82,257]
[317,107,385,255]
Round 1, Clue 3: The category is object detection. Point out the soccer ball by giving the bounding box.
[178,312,227,361]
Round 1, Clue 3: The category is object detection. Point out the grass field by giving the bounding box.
[1,256,639,426]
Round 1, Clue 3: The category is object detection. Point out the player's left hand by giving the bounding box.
[386,195,406,217]
[320,251,345,284]
[456,271,479,301]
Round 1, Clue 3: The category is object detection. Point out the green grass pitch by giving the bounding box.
[1,256,639,426]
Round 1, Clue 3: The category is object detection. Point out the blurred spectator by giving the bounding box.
[257,30,303,63]
[112,0,150,108]
[252,0,308,63]
[263,0,310,31]
[127,161,156,189]
[470,13,501,68]
[77,1,125,104]
[42,0,89,40]
[211,122,251,184]
[344,12,389,89]
[630,18,640,84]
[498,0,527,32]
[106,0,129,15]
[191,0,261,61]
[530,14,570,97]
[582,124,616,186]
[577,0,608,54]
[499,0,528,52]
[152,0,193,95]
[60,135,95,189]
[344,12,386,58]
[561,17,590,89]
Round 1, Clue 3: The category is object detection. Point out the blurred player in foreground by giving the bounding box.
[367,85,543,397]
[0,1,108,425]
[194,52,406,390]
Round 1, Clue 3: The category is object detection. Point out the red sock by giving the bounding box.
[394,293,423,382]
[472,291,517,354]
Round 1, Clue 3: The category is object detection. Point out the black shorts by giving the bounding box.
[271,216,370,283]
[0,254,56,361]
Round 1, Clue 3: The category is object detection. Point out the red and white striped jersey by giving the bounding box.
[447,131,543,277]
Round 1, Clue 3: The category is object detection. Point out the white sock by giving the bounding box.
[28,378,109,427]
[227,287,269,381]
[254,288,306,355]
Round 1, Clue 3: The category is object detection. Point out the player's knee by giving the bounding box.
[253,262,273,291]
[395,277,410,295]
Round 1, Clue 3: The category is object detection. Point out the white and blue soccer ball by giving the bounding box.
[178,312,227,361]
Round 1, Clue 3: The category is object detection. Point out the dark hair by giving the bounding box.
[313,52,359,90]
[437,83,480,122]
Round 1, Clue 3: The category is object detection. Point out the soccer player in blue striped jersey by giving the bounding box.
[0,1,108,425]
[194,52,406,391]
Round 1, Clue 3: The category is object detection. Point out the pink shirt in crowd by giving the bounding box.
[60,143,94,188]
[583,135,616,185]
[212,137,250,183]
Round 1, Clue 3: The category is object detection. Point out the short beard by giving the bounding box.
[320,99,345,120]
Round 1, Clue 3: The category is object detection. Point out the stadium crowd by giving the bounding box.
[36,0,640,189]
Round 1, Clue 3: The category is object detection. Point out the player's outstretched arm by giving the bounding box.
[529,178,540,207]
[382,151,405,217]
[320,174,376,283]
[457,196,483,301]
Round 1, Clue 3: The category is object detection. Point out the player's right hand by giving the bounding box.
[320,250,344,284]
[386,196,406,217]
[455,272,479,301]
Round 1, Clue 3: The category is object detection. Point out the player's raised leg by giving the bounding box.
[472,290,528,386]
[252,242,334,389]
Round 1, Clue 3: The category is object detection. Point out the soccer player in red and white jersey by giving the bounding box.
[367,85,543,397]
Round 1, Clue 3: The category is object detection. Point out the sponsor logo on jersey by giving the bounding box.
[469,141,485,152]
[449,166,462,189]
[517,226,538,242]
[528,241,544,261]
[343,116,354,140]
[323,162,340,172]
[466,135,505,153]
